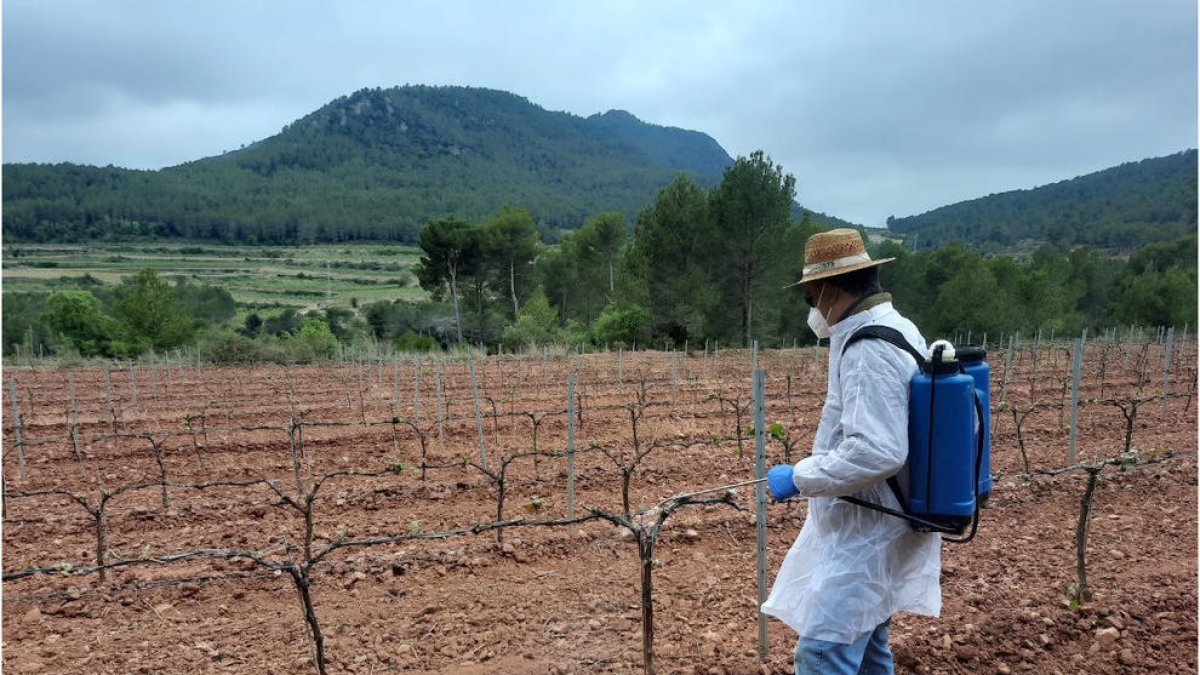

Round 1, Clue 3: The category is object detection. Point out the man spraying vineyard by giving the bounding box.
[761,229,941,675]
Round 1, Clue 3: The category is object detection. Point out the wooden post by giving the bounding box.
[393,357,401,407]
[753,367,769,660]
[1162,327,1175,416]
[1000,335,1015,404]
[704,339,710,384]
[469,358,488,470]
[436,364,445,453]
[68,374,83,465]
[128,362,139,414]
[165,354,177,401]
[413,356,421,419]
[671,351,678,406]
[8,377,26,481]
[105,364,118,431]
[618,348,624,396]
[811,344,819,387]
[1069,338,1083,465]
[355,355,366,424]
[566,373,577,535]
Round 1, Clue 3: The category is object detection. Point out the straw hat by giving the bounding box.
[787,228,894,287]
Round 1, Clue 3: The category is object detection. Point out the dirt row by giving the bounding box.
[3,346,1196,674]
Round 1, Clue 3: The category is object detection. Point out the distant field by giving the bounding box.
[2,242,429,311]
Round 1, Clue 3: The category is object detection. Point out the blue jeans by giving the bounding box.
[794,620,893,675]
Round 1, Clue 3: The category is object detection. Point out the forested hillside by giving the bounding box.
[886,150,1197,251]
[6,151,1195,363]
[5,86,857,244]
[11,181,1193,363]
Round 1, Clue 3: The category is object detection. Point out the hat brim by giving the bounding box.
[783,257,895,289]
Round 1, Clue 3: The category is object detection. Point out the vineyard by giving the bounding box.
[2,336,1196,674]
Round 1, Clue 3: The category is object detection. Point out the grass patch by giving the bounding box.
[2,242,428,309]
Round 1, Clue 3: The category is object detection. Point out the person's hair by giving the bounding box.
[824,266,883,297]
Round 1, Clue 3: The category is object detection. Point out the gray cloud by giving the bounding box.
[3,0,1195,225]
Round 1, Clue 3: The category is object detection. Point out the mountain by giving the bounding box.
[790,204,862,232]
[585,109,732,177]
[7,85,836,244]
[886,150,1197,252]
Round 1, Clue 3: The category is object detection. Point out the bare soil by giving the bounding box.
[2,343,1196,674]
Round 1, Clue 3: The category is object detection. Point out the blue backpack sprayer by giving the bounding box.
[768,327,991,543]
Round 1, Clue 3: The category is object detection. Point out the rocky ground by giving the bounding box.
[3,345,1195,673]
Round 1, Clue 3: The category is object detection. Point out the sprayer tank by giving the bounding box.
[908,354,976,528]
[957,346,992,501]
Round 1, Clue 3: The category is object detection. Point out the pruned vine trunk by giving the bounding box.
[1010,408,1031,475]
[152,447,171,510]
[289,568,327,675]
[95,509,108,583]
[1073,468,1101,604]
[639,537,657,675]
[495,471,507,544]
[621,470,634,519]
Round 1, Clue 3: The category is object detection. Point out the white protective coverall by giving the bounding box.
[761,300,942,644]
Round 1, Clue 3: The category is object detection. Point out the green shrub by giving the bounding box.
[288,316,340,362]
[565,319,591,348]
[502,288,566,348]
[592,304,650,347]
[394,330,442,353]
[110,269,193,354]
[43,290,116,357]
[197,328,289,364]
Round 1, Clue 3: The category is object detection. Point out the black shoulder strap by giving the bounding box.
[839,324,925,515]
[841,325,925,366]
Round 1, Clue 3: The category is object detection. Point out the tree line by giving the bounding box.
[6,151,1195,362]
[2,270,348,363]
[886,150,1196,252]
[4,270,236,359]
[410,151,822,350]
[877,234,1197,341]
[407,150,1196,351]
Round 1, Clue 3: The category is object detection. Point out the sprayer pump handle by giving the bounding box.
[929,339,957,363]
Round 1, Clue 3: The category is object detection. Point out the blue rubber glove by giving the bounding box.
[767,464,799,501]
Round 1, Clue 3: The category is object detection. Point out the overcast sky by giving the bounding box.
[3,0,1196,226]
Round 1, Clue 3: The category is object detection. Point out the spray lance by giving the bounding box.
[654,465,903,510]
[645,471,799,513]
[650,477,765,507]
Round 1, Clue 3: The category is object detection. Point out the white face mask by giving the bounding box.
[805,284,832,339]
[807,307,831,339]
